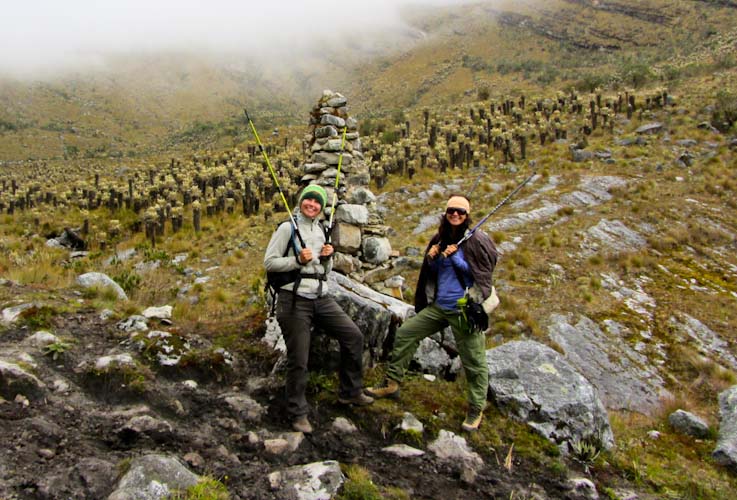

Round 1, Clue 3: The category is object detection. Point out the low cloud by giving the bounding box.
[0,0,476,77]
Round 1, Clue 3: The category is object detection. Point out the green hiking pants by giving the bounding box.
[386,304,489,410]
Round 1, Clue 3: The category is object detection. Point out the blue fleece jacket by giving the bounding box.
[430,247,473,311]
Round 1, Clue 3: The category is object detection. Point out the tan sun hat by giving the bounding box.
[446,195,470,213]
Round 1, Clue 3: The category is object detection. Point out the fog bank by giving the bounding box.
[1,0,478,77]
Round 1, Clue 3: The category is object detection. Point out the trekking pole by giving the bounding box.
[326,126,348,243]
[467,166,487,198]
[244,108,305,248]
[455,172,537,247]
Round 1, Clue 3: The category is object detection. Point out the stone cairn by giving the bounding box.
[301,90,404,298]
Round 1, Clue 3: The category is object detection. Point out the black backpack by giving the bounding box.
[265,222,301,302]
[264,221,327,314]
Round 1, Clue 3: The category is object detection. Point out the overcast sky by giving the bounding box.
[0,0,476,77]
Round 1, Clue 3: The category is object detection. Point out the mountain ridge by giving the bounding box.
[2,0,736,162]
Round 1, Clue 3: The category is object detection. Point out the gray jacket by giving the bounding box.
[263,212,333,298]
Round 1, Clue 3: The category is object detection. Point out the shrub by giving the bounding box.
[43,340,73,360]
[575,72,611,93]
[337,465,382,500]
[380,130,399,145]
[20,305,57,329]
[711,89,737,133]
[619,59,653,88]
[113,270,141,293]
[171,477,230,500]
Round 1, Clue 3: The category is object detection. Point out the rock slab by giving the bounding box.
[486,340,614,452]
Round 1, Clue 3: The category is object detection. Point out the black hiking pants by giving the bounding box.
[276,290,365,418]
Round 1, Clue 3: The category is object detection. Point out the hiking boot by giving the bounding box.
[364,379,400,399]
[461,406,484,432]
[292,415,313,434]
[338,392,375,406]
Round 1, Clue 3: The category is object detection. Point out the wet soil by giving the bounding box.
[0,294,575,500]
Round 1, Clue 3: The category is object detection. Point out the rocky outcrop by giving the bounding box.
[670,314,737,371]
[713,385,737,472]
[582,219,647,257]
[486,340,614,452]
[547,314,669,416]
[485,175,628,233]
[321,272,414,366]
[562,0,673,23]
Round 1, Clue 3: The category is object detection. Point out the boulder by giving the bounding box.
[56,228,86,250]
[398,412,424,434]
[486,340,614,452]
[332,416,357,433]
[560,176,628,207]
[107,454,199,500]
[348,187,376,205]
[668,409,710,438]
[636,122,664,134]
[142,306,172,320]
[428,430,483,469]
[362,236,392,265]
[566,478,599,499]
[117,315,149,333]
[571,149,595,162]
[332,223,362,254]
[413,214,441,235]
[326,95,347,108]
[36,457,117,499]
[335,204,369,225]
[222,393,267,422]
[303,162,329,174]
[23,331,60,348]
[0,360,46,400]
[312,152,352,166]
[1,303,35,325]
[76,272,128,301]
[118,415,175,442]
[268,460,344,500]
[314,126,338,139]
[382,444,425,457]
[94,353,135,371]
[331,252,361,274]
[413,337,451,374]
[320,114,346,128]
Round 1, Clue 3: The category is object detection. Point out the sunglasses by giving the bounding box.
[445,207,468,216]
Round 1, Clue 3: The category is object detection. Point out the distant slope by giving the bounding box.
[0,0,736,162]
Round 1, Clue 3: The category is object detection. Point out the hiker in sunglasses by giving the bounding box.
[366,195,498,431]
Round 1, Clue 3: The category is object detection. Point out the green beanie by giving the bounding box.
[299,184,328,209]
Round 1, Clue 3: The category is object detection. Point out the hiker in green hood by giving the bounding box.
[264,184,373,434]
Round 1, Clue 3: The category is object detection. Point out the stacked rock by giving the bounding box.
[302,90,394,278]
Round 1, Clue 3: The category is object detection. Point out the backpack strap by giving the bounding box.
[266,222,302,315]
